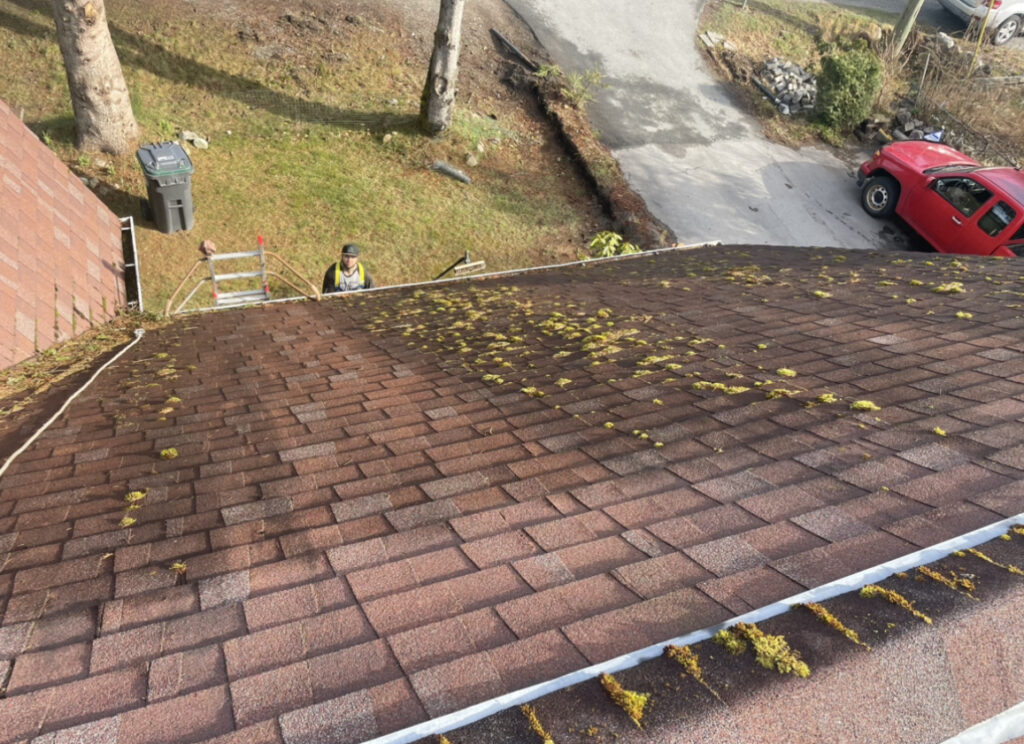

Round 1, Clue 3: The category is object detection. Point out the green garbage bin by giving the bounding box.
[136,142,194,234]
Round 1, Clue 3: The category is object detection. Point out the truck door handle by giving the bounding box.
[952,216,962,225]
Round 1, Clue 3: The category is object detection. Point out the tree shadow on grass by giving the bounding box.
[27,114,76,147]
[742,0,826,39]
[0,2,420,135]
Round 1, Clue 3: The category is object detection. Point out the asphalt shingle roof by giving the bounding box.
[1,245,1023,743]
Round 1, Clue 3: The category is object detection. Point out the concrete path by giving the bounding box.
[503,0,912,250]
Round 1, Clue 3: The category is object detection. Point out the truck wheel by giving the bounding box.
[992,15,1021,46]
[861,175,899,218]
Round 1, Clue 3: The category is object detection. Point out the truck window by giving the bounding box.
[1009,223,1024,256]
[934,177,992,217]
[977,201,1017,237]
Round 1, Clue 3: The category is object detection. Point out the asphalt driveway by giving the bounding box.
[502,0,912,250]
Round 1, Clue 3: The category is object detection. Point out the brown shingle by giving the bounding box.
[4,244,1024,743]
[408,651,504,718]
[495,574,636,638]
[5,641,90,694]
[387,608,515,674]
[562,588,730,663]
[277,689,378,744]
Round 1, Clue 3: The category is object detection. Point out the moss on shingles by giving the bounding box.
[599,673,650,728]
[797,602,870,649]
[917,566,978,599]
[520,704,555,744]
[860,585,932,624]
[665,644,723,701]
[715,623,811,678]
[955,548,1024,576]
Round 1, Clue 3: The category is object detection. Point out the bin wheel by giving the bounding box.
[140,198,153,221]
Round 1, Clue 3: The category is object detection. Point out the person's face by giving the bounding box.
[342,253,359,268]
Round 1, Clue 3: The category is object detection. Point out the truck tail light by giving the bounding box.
[989,0,1002,8]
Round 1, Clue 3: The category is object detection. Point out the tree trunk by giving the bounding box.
[419,0,466,136]
[50,0,138,154]
[891,0,927,57]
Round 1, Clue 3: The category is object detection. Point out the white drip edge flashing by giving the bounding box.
[939,699,1024,744]
[0,329,145,481]
[363,512,1024,744]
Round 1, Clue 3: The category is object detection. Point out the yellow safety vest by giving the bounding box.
[334,261,365,289]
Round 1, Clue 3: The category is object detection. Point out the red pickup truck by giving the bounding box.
[858,141,1024,257]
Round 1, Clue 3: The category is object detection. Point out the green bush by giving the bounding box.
[533,64,608,109]
[586,231,641,259]
[814,46,882,133]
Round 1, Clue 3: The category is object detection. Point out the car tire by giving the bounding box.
[860,175,900,218]
[992,15,1021,45]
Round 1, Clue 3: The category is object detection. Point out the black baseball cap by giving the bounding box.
[342,244,361,257]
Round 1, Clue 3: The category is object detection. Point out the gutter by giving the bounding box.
[362,512,1024,744]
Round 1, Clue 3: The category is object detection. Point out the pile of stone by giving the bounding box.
[891,107,944,142]
[759,58,817,114]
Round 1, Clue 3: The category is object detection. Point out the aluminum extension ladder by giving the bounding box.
[164,236,321,315]
[208,236,270,308]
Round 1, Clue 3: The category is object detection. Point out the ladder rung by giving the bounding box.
[214,271,264,281]
[216,297,266,308]
[209,250,263,261]
[216,289,268,301]
[453,261,486,274]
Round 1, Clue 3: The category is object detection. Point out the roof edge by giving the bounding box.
[364,512,1024,744]
[939,698,1024,744]
[174,241,726,315]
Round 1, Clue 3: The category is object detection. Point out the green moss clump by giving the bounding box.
[859,585,932,623]
[714,628,748,655]
[716,623,811,677]
[520,705,554,744]
[599,673,649,728]
[798,602,870,649]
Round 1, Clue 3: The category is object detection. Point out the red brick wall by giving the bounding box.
[0,98,125,370]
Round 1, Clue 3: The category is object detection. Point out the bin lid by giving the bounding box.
[136,141,194,177]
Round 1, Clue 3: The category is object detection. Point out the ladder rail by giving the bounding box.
[206,250,263,261]
[164,237,320,316]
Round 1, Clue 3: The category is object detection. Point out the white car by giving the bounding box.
[938,0,1024,44]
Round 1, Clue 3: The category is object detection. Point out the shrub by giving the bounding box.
[534,64,608,109]
[815,45,882,133]
[587,231,641,259]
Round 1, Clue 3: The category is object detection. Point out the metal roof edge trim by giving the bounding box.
[172,241,726,315]
[938,698,1024,744]
[361,512,1024,744]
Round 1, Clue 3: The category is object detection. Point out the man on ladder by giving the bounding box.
[322,244,375,294]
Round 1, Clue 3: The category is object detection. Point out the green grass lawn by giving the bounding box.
[0,0,605,314]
